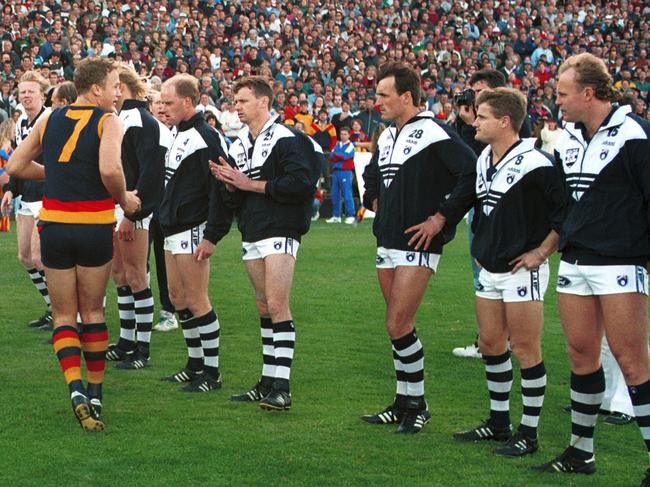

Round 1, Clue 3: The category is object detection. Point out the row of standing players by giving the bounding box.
[6,55,650,485]
[355,56,650,486]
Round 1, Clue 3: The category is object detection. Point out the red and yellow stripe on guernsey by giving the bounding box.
[40,196,115,224]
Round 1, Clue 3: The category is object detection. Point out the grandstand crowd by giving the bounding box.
[0,0,648,136]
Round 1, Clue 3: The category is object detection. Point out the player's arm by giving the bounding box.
[509,163,565,272]
[197,140,235,260]
[6,118,46,180]
[406,138,477,250]
[435,137,478,227]
[509,230,559,273]
[99,114,140,214]
[264,136,320,203]
[361,150,380,212]
[209,155,245,207]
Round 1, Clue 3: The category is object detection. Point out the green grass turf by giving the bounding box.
[0,220,646,486]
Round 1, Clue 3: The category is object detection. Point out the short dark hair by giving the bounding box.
[74,57,116,95]
[377,62,421,107]
[233,76,274,109]
[469,69,506,89]
[340,126,350,133]
[53,81,78,104]
[476,87,527,132]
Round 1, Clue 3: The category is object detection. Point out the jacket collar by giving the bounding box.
[120,99,148,111]
[177,111,205,132]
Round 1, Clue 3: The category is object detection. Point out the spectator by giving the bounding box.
[283,93,299,122]
[275,60,297,88]
[539,117,560,154]
[310,109,337,153]
[204,112,220,131]
[350,118,370,151]
[326,126,356,225]
[356,96,382,139]
[0,119,12,232]
[331,99,354,137]
[529,96,553,126]
[195,91,220,118]
[294,100,314,135]
[312,188,323,222]
[219,100,243,141]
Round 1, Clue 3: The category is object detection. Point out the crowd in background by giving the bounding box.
[0,0,649,199]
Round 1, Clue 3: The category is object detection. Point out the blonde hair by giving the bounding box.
[559,53,617,102]
[0,119,15,144]
[476,87,528,132]
[118,64,147,99]
[19,70,49,94]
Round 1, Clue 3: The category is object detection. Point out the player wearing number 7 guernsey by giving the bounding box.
[360,62,476,433]
[8,57,140,432]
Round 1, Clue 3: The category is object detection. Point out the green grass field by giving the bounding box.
[0,220,646,486]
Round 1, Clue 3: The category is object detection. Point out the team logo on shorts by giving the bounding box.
[600,150,609,160]
[617,275,628,287]
[262,150,268,158]
[181,241,188,249]
[557,276,571,287]
[517,286,527,297]
[376,255,385,265]
[564,148,580,167]
[242,247,248,255]
[506,174,515,184]
[476,282,484,291]
[406,252,416,262]
[274,241,282,250]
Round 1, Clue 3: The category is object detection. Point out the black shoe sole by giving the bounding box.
[396,412,431,434]
[259,399,291,411]
[360,417,401,425]
[230,394,263,402]
[115,360,150,370]
[161,369,203,383]
[180,378,222,393]
[494,445,539,457]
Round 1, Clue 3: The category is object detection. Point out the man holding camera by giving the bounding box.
[452,69,532,359]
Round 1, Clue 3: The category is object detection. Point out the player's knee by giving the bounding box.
[612,351,649,385]
[52,310,78,326]
[111,269,126,286]
[254,298,268,316]
[125,268,148,291]
[168,287,185,309]
[386,321,412,340]
[510,340,541,365]
[566,342,600,369]
[265,296,288,320]
[185,293,210,315]
[478,335,504,355]
[79,310,104,324]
